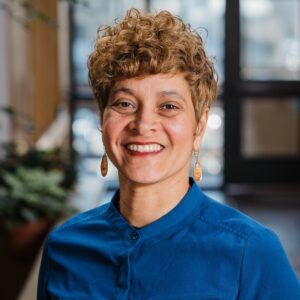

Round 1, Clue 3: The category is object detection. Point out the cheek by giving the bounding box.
[166,117,196,146]
[101,113,119,145]
[101,111,129,148]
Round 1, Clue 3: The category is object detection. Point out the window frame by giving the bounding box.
[224,0,300,185]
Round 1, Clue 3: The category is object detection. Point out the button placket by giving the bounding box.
[129,230,139,241]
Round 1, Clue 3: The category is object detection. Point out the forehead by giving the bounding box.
[110,73,191,96]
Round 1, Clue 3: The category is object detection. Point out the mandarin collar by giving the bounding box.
[106,178,205,242]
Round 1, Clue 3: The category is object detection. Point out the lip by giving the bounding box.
[124,141,164,146]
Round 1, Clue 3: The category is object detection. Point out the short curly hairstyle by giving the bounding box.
[88,8,217,122]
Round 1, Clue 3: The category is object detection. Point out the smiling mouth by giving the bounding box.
[125,144,164,153]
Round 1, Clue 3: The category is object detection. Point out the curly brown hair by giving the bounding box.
[88,8,217,122]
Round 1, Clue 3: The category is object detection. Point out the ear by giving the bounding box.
[193,107,209,152]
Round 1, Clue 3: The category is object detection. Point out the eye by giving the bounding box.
[160,103,179,110]
[111,100,136,112]
[115,101,133,108]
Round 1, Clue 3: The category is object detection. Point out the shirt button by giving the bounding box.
[130,231,139,241]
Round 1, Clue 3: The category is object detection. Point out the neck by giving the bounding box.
[118,175,190,228]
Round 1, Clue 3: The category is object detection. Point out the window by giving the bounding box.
[240,0,300,80]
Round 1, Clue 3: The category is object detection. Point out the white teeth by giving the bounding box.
[126,144,163,153]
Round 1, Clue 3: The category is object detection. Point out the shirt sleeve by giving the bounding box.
[238,227,300,299]
[37,238,51,300]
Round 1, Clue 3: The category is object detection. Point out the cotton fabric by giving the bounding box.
[38,178,300,299]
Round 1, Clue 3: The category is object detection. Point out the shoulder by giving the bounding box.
[195,192,271,241]
[48,201,111,241]
[195,193,300,297]
[194,192,290,265]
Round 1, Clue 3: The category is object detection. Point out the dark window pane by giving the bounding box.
[241,97,300,158]
[240,0,300,80]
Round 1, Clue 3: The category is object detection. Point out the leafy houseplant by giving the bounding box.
[0,0,83,256]
[0,142,77,189]
[0,167,74,229]
[0,106,78,254]
[0,166,76,254]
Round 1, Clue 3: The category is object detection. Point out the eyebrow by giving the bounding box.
[158,91,187,103]
[110,87,187,103]
[110,87,135,98]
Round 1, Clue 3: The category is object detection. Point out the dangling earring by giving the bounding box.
[101,152,108,177]
[193,151,202,182]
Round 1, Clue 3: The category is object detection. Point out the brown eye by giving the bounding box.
[111,100,136,112]
[116,102,133,108]
[161,103,179,110]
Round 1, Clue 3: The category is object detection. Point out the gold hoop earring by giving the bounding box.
[101,152,108,177]
[193,151,202,182]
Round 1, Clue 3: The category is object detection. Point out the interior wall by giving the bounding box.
[30,0,60,142]
[3,1,62,147]
[0,7,10,156]
[9,2,33,148]
[58,1,71,104]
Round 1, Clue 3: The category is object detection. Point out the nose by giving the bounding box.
[127,106,157,135]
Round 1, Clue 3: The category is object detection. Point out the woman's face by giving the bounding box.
[101,73,208,185]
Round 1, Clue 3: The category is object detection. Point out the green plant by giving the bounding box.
[0,104,77,231]
[0,143,77,189]
[0,104,77,189]
[0,167,76,229]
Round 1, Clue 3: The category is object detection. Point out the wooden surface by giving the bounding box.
[8,0,61,144]
[30,0,60,142]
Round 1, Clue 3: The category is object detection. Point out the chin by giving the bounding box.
[120,170,167,186]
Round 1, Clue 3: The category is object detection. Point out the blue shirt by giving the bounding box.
[38,178,300,299]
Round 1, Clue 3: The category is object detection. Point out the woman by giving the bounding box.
[38,9,300,299]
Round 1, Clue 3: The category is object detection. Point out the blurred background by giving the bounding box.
[0,0,299,299]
